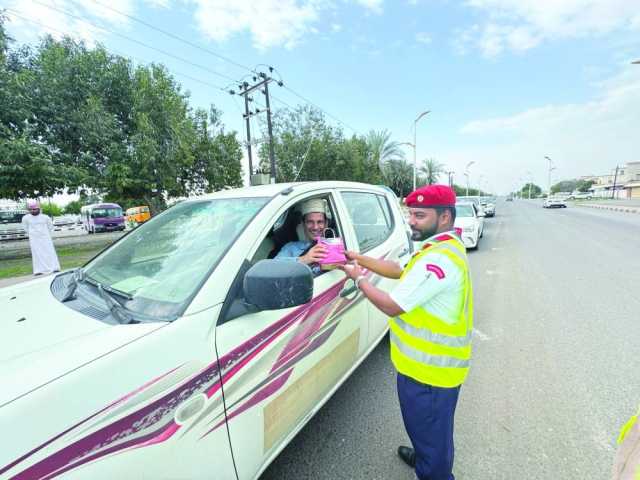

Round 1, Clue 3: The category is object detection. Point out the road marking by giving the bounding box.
[485,269,498,275]
[491,247,502,251]
[473,328,491,341]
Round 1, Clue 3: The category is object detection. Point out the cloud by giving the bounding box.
[415,32,432,45]
[354,0,384,14]
[331,23,342,32]
[459,0,640,56]
[191,0,324,50]
[3,0,151,45]
[445,66,640,191]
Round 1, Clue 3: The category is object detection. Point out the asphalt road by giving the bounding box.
[261,199,640,480]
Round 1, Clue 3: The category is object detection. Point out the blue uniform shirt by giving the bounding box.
[274,240,322,276]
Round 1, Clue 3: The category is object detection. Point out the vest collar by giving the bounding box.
[417,229,459,250]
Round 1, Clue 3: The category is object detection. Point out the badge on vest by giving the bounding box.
[426,263,445,279]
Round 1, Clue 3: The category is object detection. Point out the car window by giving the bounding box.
[341,192,393,252]
[456,204,475,218]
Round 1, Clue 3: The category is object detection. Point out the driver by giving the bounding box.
[274,198,329,276]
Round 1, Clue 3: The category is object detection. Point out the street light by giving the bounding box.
[544,156,555,195]
[413,110,430,190]
[632,60,640,64]
[464,161,475,196]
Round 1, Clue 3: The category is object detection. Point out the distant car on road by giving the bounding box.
[480,197,496,217]
[543,197,567,208]
[455,202,484,249]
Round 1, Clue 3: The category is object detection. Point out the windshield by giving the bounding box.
[92,208,122,218]
[456,204,475,218]
[0,211,26,224]
[83,197,269,318]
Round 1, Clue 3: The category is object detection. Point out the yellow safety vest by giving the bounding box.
[389,233,473,388]
[614,406,640,480]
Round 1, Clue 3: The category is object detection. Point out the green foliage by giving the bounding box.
[576,179,595,192]
[550,179,578,194]
[520,183,542,197]
[0,20,243,209]
[365,129,405,169]
[40,202,63,217]
[419,158,444,186]
[63,200,84,214]
[382,159,413,198]
[259,105,383,185]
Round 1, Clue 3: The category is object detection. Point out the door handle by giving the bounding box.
[339,282,358,298]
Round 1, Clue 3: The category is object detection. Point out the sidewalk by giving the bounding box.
[577,202,640,214]
[0,273,42,289]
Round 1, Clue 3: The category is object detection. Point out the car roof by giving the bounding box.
[180,181,394,202]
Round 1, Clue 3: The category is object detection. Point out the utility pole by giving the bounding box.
[611,165,619,199]
[242,90,253,178]
[413,110,430,191]
[230,68,283,185]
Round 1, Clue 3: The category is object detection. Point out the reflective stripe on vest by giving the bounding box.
[389,234,473,388]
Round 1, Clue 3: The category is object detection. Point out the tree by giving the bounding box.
[365,129,405,169]
[261,105,383,185]
[520,183,542,198]
[63,200,84,214]
[551,179,578,194]
[382,159,413,198]
[419,158,444,185]
[576,179,595,192]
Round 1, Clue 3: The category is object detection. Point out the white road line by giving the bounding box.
[485,270,498,275]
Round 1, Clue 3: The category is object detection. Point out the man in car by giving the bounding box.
[339,184,472,480]
[274,198,328,276]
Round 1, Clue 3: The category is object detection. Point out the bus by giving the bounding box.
[125,206,151,227]
[80,203,125,234]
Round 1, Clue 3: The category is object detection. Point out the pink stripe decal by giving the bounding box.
[426,263,445,279]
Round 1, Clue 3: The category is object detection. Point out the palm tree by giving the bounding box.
[365,129,405,169]
[382,158,413,198]
[419,158,445,185]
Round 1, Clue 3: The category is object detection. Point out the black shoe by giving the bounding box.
[397,445,416,468]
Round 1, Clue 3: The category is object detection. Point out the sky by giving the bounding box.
[3,0,640,196]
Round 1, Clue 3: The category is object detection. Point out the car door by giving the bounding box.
[212,190,370,480]
[338,189,411,344]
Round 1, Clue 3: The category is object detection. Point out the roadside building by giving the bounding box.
[588,162,640,199]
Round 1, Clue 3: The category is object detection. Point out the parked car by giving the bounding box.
[457,196,487,217]
[543,197,567,208]
[0,209,27,241]
[454,201,484,249]
[567,192,593,200]
[0,182,413,480]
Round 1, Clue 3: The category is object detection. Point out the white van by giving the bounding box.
[0,182,412,480]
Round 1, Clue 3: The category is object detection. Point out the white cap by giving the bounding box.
[300,198,327,217]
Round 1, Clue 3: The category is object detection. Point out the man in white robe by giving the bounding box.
[21,202,61,275]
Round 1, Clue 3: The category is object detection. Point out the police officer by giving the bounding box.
[340,184,472,480]
[612,405,639,479]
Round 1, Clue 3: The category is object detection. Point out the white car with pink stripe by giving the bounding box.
[0,182,412,480]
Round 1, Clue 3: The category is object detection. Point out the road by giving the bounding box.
[261,199,640,480]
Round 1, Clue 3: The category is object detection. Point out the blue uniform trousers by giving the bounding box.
[397,373,461,480]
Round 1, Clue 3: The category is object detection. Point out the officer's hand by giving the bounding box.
[344,250,359,262]
[299,244,328,265]
[338,260,362,280]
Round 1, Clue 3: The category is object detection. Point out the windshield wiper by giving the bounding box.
[96,283,136,324]
[61,268,85,303]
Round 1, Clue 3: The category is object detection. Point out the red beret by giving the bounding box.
[405,184,456,208]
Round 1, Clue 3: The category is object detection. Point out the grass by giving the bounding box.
[0,243,109,280]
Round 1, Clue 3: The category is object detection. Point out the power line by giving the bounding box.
[28,0,238,83]
[4,9,227,92]
[86,0,254,74]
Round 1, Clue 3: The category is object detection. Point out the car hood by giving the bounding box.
[0,277,166,406]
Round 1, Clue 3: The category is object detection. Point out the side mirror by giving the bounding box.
[244,260,313,310]
[477,211,486,217]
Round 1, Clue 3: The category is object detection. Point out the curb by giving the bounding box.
[578,203,640,214]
